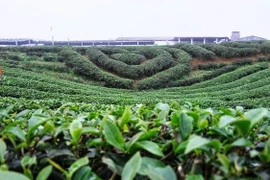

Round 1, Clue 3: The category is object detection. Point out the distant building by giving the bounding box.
[115,36,229,45]
[0,31,266,47]
[230,31,267,42]
[237,35,267,41]
[231,31,241,41]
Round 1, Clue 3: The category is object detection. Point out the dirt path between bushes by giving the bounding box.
[191,54,270,67]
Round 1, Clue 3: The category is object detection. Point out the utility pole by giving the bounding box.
[51,26,54,45]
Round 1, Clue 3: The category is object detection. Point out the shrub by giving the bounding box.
[221,41,262,48]
[110,53,145,65]
[87,48,173,79]
[231,58,253,66]
[261,41,270,54]
[173,43,216,60]
[193,63,227,70]
[60,48,133,89]
[173,65,238,86]
[20,61,69,72]
[0,101,269,180]
[257,56,270,62]
[201,44,259,58]
[43,53,59,62]
[136,49,192,90]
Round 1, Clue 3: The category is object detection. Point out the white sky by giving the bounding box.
[0,0,269,40]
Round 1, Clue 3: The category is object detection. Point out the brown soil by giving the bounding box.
[133,80,138,87]
[191,54,270,67]
[140,58,150,64]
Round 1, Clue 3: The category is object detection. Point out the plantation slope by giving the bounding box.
[1,62,270,107]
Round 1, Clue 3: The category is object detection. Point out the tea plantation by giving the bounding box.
[0,41,270,180]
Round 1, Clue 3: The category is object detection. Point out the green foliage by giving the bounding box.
[136,49,191,89]
[193,62,227,70]
[201,44,259,58]
[261,41,270,54]
[0,101,269,179]
[59,48,133,89]
[1,42,269,90]
[87,47,173,79]
[174,43,216,60]
[221,41,263,48]
[110,53,145,65]
[43,53,59,62]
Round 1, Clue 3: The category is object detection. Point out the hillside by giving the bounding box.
[1,41,270,107]
[1,42,270,180]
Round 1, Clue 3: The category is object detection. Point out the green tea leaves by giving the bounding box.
[36,165,52,180]
[0,139,6,164]
[136,141,164,157]
[119,106,133,128]
[122,152,141,180]
[179,113,193,140]
[0,171,30,180]
[185,135,209,154]
[103,120,125,151]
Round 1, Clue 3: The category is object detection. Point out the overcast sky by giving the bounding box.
[0,0,269,40]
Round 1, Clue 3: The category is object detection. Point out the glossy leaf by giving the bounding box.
[231,138,253,147]
[0,139,6,163]
[147,166,177,180]
[68,157,89,177]
[73,166,100,180]
[231,120,251,137]
[139,128,159,141]
[179,112,193,140]
[121,152,141,180]
[69,120,83,143]
[136,141,164,157]
[219,115,235,128]
[119,106,132,128]
[244,108,268,129]
[82,127,101,135]
[138,157,165,175]
[103,120,125,151]
[185,135,209,154]
[225,138,254,153]
[126,132,144,152]
[42,121,55,134]
[102,157,123,175]
[36,165,52,180]
[208,139,222,152]
[155,103,170,122]
[171,111,180,126]
[0,171,30,180]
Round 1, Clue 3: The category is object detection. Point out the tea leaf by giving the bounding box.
[122,152,141,180]
[103,120,125,151]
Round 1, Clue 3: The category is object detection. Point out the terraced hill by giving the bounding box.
[1,41,270,107]
[1,41,270,180]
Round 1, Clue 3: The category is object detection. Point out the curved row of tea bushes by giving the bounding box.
[221,41,263,48]
[201,44,259,58]
[176,62,269,89]
[136,49,192,90]
[173,43,216,60]
[110,53,145,65]
[163,68,270,95]
[59,49,133,89]
[87,48,173,79]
